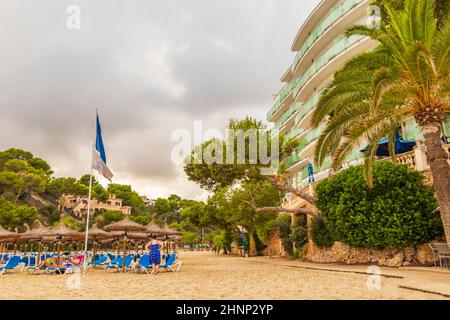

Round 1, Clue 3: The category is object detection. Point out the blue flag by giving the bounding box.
[95,115,107,163]
[92,114,113,181]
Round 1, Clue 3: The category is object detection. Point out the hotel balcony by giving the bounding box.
[271,102,302,136]
[293,34,375,102]
[294,90,323,130]
[291,0,370,76]
[268,34,376,123]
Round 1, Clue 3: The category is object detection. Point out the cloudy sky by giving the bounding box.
[0,0,320,201]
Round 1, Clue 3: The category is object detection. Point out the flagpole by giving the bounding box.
[83,111,97,273]
[83,161,94,273]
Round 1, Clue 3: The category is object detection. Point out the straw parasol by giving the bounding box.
[20,221,51,265]
[169,234,182,241]
[88,224,113,262]
[126,232,150,254]
[145,221,165,236]
[161,222,181,236]
[104,217,146,268]
[0,225,20,240]
[0,225,20,254]
[88,223,111,241]
[46,223,83,265]
[160,222,181,254]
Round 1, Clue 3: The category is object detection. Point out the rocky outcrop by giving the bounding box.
[304,241,436,267]
[263,231,287,257]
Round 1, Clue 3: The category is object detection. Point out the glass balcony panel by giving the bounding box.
[293,34,364,98]
[284,128,305,141]
[269,0,365,121]
[294,90,323,126]
[291,0,364,73]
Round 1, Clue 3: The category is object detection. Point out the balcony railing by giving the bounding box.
[284,154,303,169]
[293,34,365,98]
[284,128,305,141]
[297,122,327,152]
[272,102,301,132]
[267,77,300,121]
[294,90,323,126]
[291,0,364,73]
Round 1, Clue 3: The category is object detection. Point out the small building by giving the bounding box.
[140,195,152,206]
[60,194,132,218]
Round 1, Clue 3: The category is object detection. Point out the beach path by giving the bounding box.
[0,251,448,299]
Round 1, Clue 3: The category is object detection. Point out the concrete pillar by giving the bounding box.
[414,146,428,171]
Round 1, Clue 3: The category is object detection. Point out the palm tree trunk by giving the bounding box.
[422,122,450,246]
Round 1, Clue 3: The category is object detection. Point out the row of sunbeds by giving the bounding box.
[92,253,182,273]
[0,252,182,275]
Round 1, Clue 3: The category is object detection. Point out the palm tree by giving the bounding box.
[312,0,450,245]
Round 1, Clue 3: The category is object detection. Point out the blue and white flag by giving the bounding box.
[92,114,113,181]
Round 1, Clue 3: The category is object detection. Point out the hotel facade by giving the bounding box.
[267,0,450,211]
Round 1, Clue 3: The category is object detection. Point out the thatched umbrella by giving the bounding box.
[168,234,182,252]
[46,223,83,265]
[161,223,181,236]
[0,225,20,240]
[20,221,51,265]
[160,223,181,254]
[145,221,164,236]
[0,225,20,254]
[104,217,146,268]
[126,232,150,255]
[88,224,113,263]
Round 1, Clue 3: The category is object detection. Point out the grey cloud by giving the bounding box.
[0,0,320,199]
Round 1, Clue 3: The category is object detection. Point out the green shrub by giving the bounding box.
[290,216,308,247]
[315,162,442,249]
[272,214,308,255]
[55,216,83,231]
[290,245,307,260]
[311,217,334,248]
[272,214,293,254]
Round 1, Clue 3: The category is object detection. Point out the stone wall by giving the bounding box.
[263,231,287,257]
[303,241,436,267]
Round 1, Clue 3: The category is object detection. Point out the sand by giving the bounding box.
[0,251,448,300]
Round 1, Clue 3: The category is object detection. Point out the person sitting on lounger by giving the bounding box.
[132,255,141,273]
[37,256,58,268]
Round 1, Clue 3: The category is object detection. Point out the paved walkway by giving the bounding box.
[245,256,450,298]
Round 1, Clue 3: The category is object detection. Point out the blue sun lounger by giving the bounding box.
[105,255,132,272]
[159,253,182,272]
[0,256,25,275]
[89,256,108,268]
[131,254,151,273]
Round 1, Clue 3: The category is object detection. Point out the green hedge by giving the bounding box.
[311,217,334,248]
[314,162,442,249]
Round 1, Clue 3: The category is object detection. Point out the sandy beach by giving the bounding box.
[0,251,448,300]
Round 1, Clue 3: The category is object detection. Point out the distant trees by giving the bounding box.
[95,210,125,229]
[0,148,154,229]
[0,197,39,231]
[0,151,49,203]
